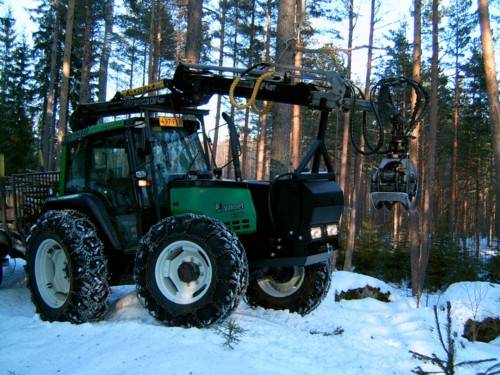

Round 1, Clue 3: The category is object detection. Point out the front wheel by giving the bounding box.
[26,210,109,323]
[246,262,332,315]
[135,214,248,327]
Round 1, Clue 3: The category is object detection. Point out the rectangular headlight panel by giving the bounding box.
[310,226,322,240]
[326,224,338,236]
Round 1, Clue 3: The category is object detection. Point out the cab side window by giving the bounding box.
[88,133,134,210]
[65,142,86,192]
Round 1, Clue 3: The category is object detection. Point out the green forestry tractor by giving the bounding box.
[0,63,426,327]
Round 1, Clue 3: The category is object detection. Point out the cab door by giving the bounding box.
[87,131,140,250]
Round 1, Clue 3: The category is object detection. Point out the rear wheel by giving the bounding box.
[26,210,109,323]
[246,262,332,315]
[0,243,7,286]
[135,214,248,327]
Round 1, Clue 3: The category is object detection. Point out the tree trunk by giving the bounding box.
[450,64,460,234]
[185,0,203,63]
[212,0,228,161]
[142,34,148,86]
[147,1,162,84]
[344,0,375,271]
[56,0,76,164]
[474,147,481,256]
[129,39,136,89]
[242,108,250,177]
[42,0,61,171]
[98,0,114,103]
[339,0,354,192]
[147,1,157,84]
[241,0,257,178]
[420,0,439,294]
[477,0,500,238]
[175,1,186,63]
[79,0,94,104]
[270,0,295,177]
[409,0,423,299]
[153,0,163,80]
[226,6,239,179]
[256,0,273,180]
[291,0,304,169]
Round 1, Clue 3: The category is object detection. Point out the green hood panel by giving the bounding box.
[170,186,257,234]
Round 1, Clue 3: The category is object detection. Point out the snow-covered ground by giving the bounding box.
[1,260,499,375]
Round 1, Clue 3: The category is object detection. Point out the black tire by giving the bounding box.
[26,210,109,323]
[0,243,6,286]
[135,214,248,327]
[246,261,332,315]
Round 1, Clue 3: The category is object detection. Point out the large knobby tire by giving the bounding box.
[135,214,248,327]
[246,261,332,315]
[0,244,7,286]
[26,210,109,323]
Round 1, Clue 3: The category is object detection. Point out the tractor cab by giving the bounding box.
[62,109,213,251]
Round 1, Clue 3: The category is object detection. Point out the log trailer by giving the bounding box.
[0,63,426,327]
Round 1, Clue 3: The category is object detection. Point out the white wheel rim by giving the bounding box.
[35,239,70,308]
[155,240,213,305]
[257,266,305,298]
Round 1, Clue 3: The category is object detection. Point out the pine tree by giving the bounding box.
[78,0,95,103]
[98,0,114,102]
[185,0,203,63]
[116,0,150,88]
[0,14,34,173]
[56,0,75,163]
[477,0,500,239]
[269,0,295,176]
[448,0,474,233]
[30,1,62,170]
[419,0,439,298]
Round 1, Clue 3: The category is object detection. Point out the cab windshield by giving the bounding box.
[150,126,209,186]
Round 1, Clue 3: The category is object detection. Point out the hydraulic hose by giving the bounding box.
[229,65,274,115]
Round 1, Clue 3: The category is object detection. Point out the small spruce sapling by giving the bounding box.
[216,319,246,350]
[409,302,497,375]
[309,327,344,336]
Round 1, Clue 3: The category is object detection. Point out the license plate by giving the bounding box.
[159,116,183,127]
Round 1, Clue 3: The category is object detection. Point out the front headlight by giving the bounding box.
[326,224,339,236]
[310,226,322,240]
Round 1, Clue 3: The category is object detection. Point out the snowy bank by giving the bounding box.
[1,260,499,375]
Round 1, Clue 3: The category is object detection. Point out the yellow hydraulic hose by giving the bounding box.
[117,79,169,98]
[229,70,274,115]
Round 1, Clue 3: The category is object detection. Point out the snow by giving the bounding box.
[332,271,397,297]
[439,282,500,326]
[1,259,499,375]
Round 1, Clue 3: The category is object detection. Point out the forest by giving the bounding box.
[0,0,498,298]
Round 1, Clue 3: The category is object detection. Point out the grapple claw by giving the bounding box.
[370,157,418,210]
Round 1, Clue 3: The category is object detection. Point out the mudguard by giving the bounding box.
[44,193,122,251]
